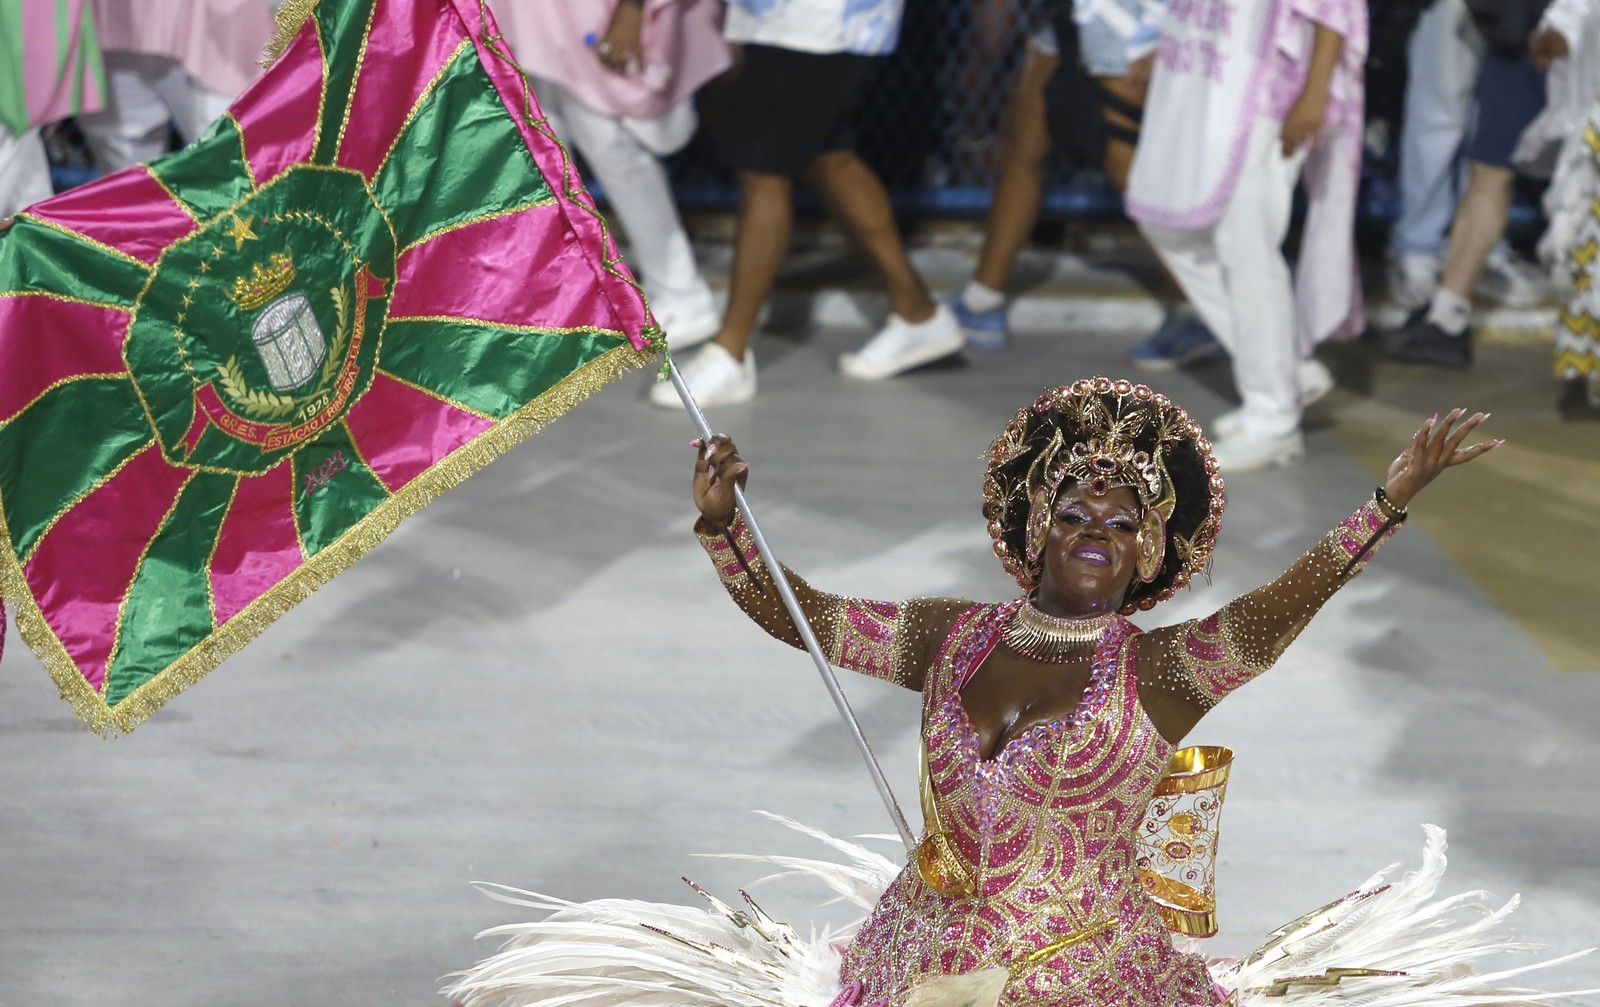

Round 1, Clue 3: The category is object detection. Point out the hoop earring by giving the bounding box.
[1135,509,1166,583]
[1026,485,1054,566]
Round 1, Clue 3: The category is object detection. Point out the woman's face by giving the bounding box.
[1035,482,1141,617]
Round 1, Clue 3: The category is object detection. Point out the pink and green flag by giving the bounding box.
[0,0,659,735]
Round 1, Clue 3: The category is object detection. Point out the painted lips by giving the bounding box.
[1072,545,1112,565]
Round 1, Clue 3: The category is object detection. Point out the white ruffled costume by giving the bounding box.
[448,815,1596,1007]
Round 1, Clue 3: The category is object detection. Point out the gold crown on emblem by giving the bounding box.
[227,251,296,311]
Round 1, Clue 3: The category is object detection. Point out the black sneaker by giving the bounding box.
[1558,375,1600,421]
[1380,316,1472,368]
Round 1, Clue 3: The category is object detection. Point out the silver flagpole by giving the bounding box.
[668,359,916,852]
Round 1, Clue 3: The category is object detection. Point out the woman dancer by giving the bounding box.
[452,379,1597,1007]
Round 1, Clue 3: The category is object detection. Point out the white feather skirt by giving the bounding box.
[447,817,1597,1007]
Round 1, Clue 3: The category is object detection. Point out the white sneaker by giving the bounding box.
[1209,359,1335,440]
[1388,252,1440,310]
[1209,407,1247,441]
[1297,357,1334,408]
[1210,426,1305,472]
[1476,251,1551,308]
[839,305,964,380]
[651,287,720,351]
[648,343,755,409]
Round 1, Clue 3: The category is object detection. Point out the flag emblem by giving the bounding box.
[0,0,658,734]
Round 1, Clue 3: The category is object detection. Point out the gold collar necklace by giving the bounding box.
[1002,598,1112,662]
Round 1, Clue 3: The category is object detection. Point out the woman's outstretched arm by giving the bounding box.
[1138,410,1502,742]
[692,436,967,692]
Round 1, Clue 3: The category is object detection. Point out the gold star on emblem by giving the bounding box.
[181,293,193,307]
[212,245,224,259]
[176,312,186,323]
[173,328,185,341]
[187,277,200,289]
[199,260,211,273]
[225,213,257,250]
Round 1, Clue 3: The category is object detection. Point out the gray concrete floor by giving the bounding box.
[3,317,1599,1006]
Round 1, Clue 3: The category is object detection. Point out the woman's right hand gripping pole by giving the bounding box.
[692,436,749,533]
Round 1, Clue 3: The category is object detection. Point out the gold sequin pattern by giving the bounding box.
[1141,496,1404,710]
[694,521,966,691]
[839,609,1221,1007]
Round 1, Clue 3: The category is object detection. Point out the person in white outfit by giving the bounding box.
[495,0,730,352]
[1126,0,1368,472]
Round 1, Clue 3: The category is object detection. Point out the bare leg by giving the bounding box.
[713,170,794,361]
[1097,73,1146,193]
[1438,160,1515,297]
[972,48,1060,291]
[809,149,936,322]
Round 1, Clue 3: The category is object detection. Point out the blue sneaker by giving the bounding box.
[1127,312,1223,370]
[951,297,1009,350]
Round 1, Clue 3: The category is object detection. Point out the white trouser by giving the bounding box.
[533,77,714,323]
[0,127,54,216]
[1139,117,1306,437]
[1392,0,1483,258]
[77,50,231,172]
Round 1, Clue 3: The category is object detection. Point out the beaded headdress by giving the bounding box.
[982,377,1225,612]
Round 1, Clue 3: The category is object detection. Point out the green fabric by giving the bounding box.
[102,471,237,706]
[0,376,151,558]
[379,321,628,418]
[0,1,27,136]
[311,2,379,165]
[291,422,391,556]
[76,2,102,113]
[2,215,151,307]
[370,45,551,251]
[148,114,254,223]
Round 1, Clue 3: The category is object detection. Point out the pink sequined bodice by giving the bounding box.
[839,602,1222,1007]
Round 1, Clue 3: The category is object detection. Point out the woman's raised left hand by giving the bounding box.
[1383,409,1502,510]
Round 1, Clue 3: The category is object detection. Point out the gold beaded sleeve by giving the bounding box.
[1141,494,1404,712]
[695,518,968,691]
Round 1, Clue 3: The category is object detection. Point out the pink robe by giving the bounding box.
[90,0,274,100]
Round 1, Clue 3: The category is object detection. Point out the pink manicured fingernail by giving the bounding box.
[690,438,702,447]
[1430,413,1438,422]
[736,463,750,474]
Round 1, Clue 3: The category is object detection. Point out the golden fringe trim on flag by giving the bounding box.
[0,340,656,738]
[260,0,320,68]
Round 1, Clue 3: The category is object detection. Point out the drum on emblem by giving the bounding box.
[229,250,328,392]
[252,290,327,391]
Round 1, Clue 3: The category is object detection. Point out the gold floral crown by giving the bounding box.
[982,378,1225,611]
